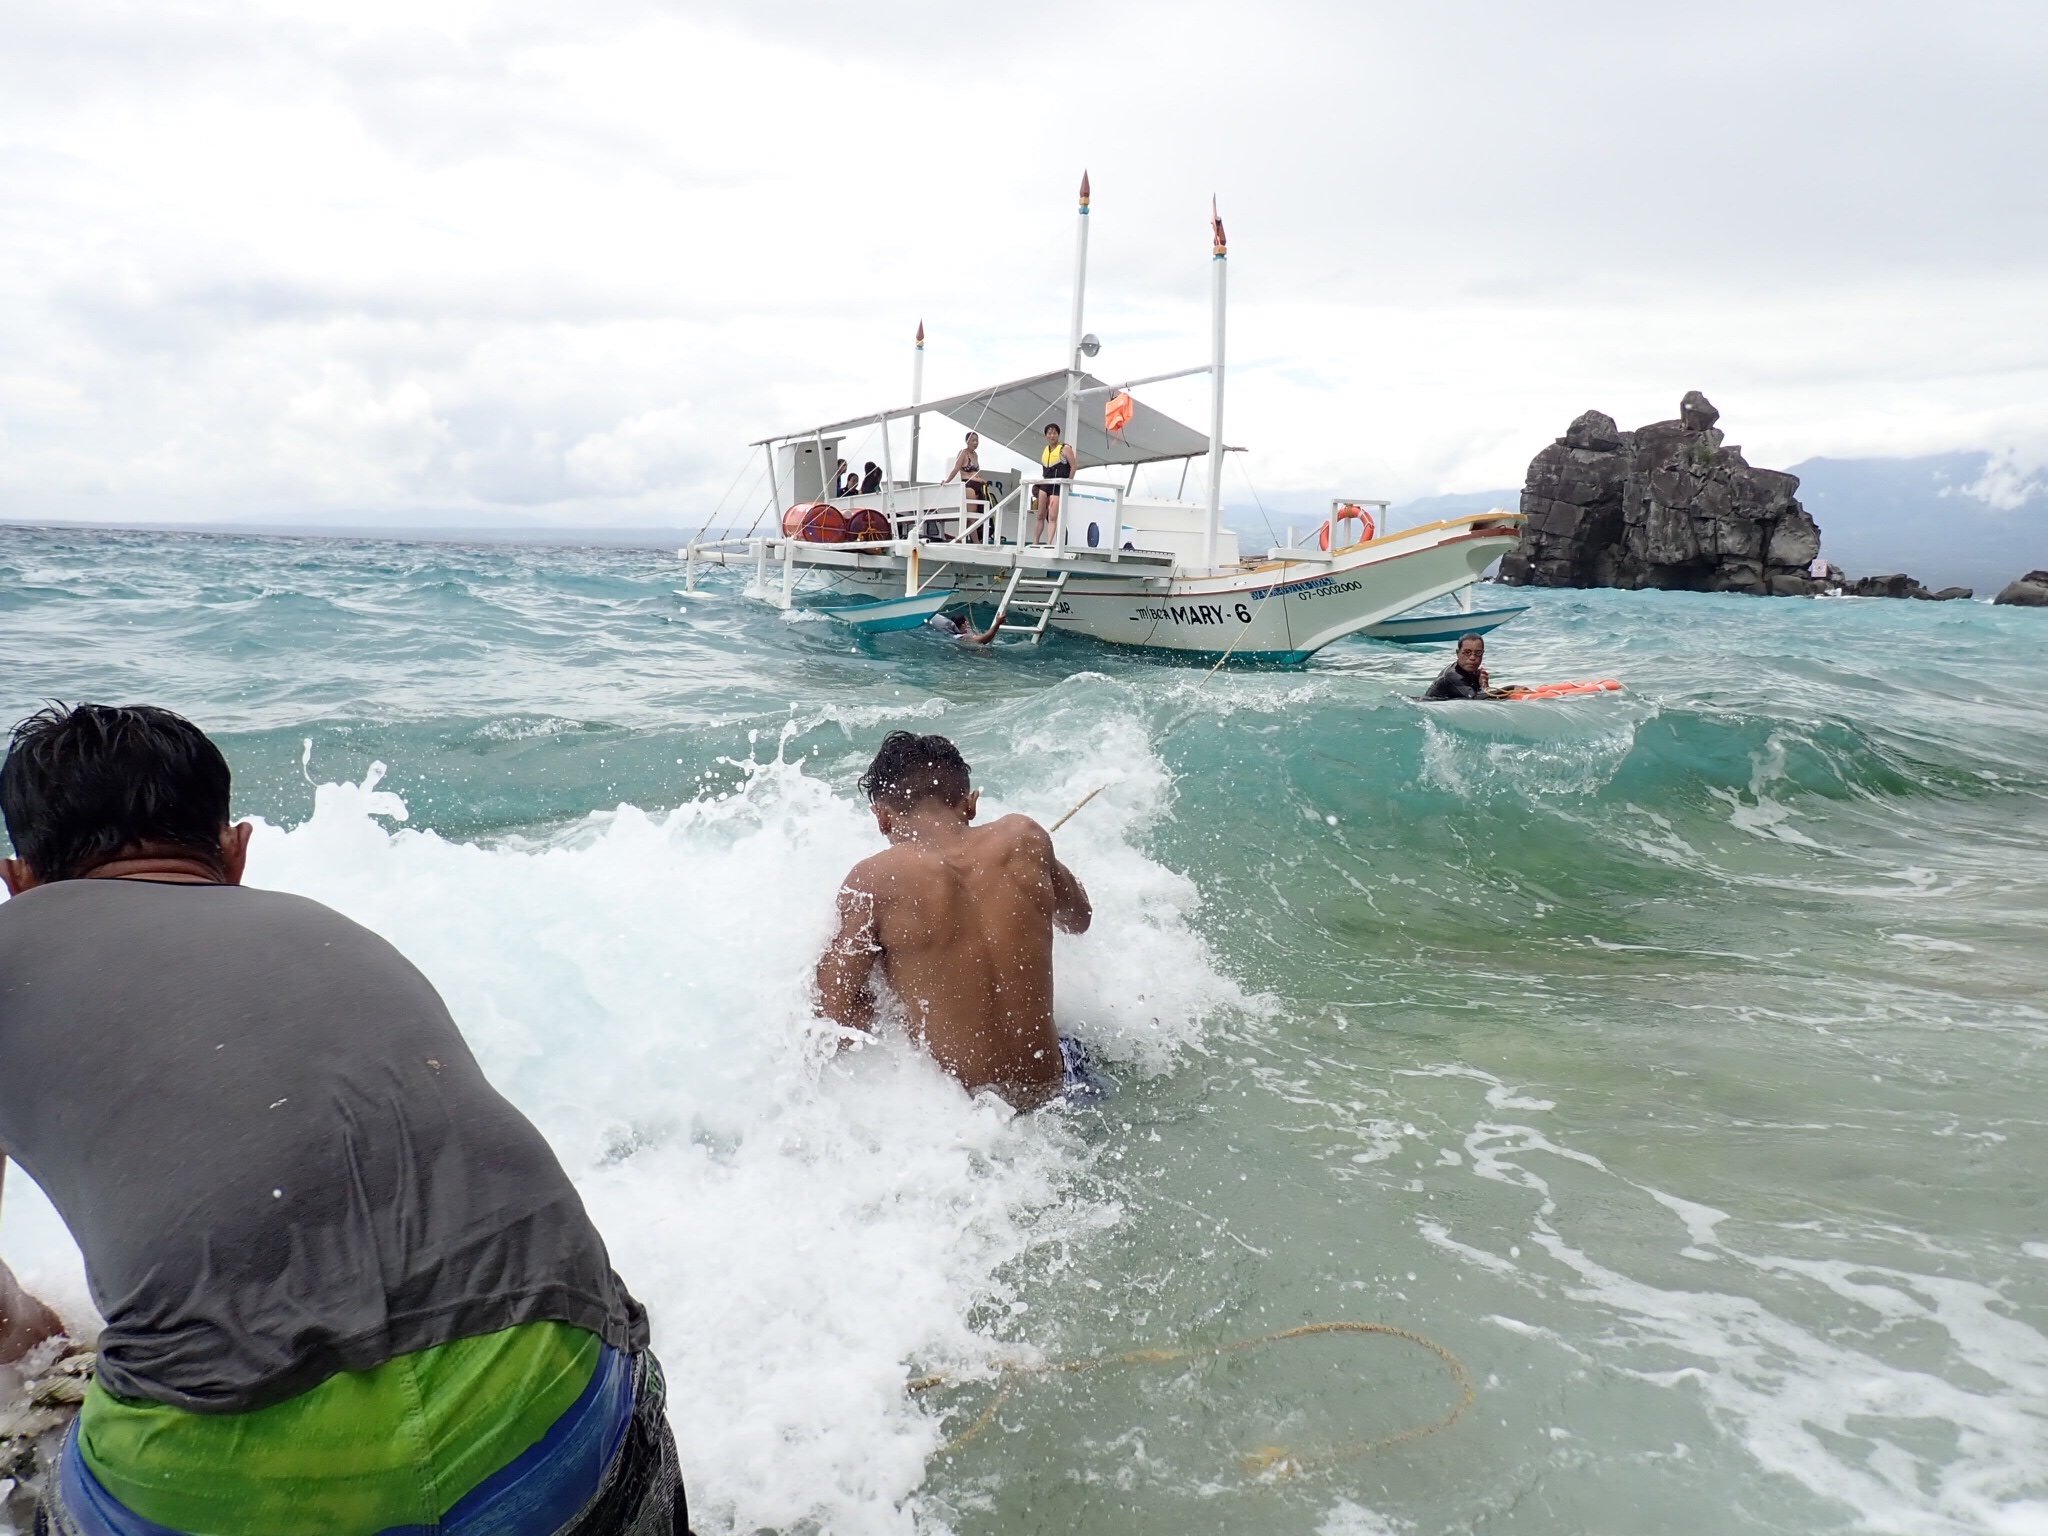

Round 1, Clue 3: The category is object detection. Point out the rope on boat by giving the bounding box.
[909,1319,1475,1479]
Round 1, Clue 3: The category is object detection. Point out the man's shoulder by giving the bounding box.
[1,879,376,947]
[842,842,928,890]
[978,813,1053,855]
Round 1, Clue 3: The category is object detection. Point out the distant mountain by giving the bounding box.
[1788,453,2046,595]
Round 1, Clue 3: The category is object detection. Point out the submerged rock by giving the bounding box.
[1830,574,1971,601]
[1500,394,1824,596]
[1994,570,2048,606]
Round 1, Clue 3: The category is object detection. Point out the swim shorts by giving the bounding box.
[1056,1037,1115,1104]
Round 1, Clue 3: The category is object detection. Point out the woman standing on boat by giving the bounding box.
[941,432,991,542]
[1033,422,1075,544]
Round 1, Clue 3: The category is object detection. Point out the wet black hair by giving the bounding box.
[859,731,972,809]
[1,704,232,881]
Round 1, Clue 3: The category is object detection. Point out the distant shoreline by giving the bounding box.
[0,518,713,551]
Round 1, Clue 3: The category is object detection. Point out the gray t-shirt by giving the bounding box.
[0,879,647,1413]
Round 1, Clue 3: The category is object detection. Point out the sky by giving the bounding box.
[1,0,2044,529]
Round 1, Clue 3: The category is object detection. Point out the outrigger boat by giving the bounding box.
[682,177,1525,664]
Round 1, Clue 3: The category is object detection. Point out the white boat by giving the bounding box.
[683,177,1524,665]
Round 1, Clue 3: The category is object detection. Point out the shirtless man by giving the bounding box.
[815,732,1091,1109]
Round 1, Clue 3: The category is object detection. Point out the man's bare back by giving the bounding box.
[816,734,1090,1110]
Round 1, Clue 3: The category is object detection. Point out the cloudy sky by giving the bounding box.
[2,0,2043,528]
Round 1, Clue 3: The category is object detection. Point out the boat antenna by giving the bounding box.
[1204,196,1228,571]
[909,319,925,483]
[1062,171,1090,456]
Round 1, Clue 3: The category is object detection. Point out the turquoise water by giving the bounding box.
[3,523,2047,1535]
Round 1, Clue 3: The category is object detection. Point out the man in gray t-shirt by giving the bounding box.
[1,704,690,1535]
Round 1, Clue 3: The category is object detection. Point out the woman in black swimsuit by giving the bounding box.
[942,432,992,542]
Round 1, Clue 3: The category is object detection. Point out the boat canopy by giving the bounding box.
[755,368,1211,469]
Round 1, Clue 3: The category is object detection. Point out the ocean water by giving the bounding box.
[2,522,2046,1535]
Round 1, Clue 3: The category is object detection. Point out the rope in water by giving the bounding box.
[909,1320,1475,1479]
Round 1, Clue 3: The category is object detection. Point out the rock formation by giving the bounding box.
[1995,570,2048,606]
[1841,574,1972,601]
[1500,392,1824,596]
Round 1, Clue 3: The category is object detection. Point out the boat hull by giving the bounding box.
[1362,602,1529,644]
[810,523,1519,662]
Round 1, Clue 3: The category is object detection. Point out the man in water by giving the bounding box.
[0,703,691,1536]
[1423,632,1510,700]
[815,732,1093,1110]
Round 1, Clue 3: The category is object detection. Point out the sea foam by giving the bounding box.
[0,722,1241,1535]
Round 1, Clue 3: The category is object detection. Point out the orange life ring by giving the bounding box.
[1318,503,1376,552]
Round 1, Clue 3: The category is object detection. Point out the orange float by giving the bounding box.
[781,503,850,543]
[1506,679,1624,701]
[843,508,891,543]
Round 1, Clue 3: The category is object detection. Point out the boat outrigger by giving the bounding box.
[682,176,1525,665]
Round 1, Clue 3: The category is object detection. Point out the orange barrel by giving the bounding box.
[781,503,850,543]
[844,508,890,543]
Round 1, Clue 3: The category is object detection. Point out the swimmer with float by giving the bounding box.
[1421,632,1625,702]
[815,732,1102,1110]
[1423,633,1511,700]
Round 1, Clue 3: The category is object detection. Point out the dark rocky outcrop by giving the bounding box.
[1995,570,2048,606]
[1842,574,1972,601]
[1500,392,1824,596]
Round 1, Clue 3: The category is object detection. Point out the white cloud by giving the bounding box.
[0,0,2044,525]
[1949,448,2048,511]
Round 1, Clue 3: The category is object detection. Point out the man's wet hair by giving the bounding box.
[860,731,972,809]
[1,704,232,881]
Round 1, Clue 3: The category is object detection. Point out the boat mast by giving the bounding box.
[908,319,925,483]
[1062,171,1090,453]
[1204,198,1228,570]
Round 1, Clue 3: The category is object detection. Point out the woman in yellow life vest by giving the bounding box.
[1033,422,1076,544]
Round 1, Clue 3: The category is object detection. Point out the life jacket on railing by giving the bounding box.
[1318,503,1375,552]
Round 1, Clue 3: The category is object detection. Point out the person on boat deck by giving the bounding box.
[834,458,853,497]
[815,732,1098,1111]
[940,433,992,541]
[1424,633,1510,700]
[859,462,883,495]
[1033,422,1076,544]
[0,703,693,1536]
